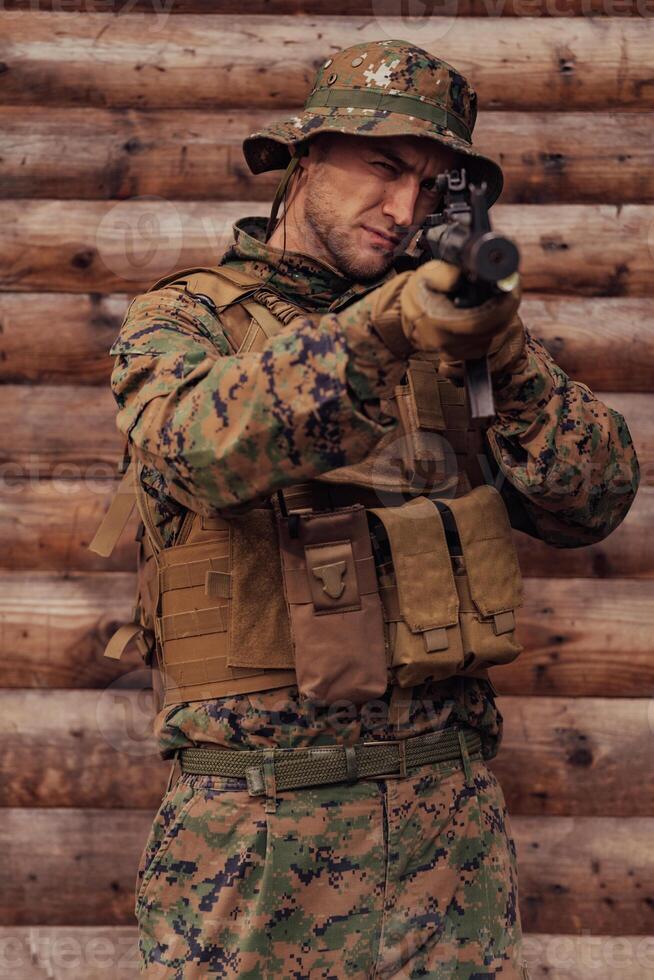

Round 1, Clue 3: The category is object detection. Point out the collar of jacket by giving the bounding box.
[219,216,393,314]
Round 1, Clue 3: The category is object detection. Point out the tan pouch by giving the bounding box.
[445,486,523,672]
[369,486,523,685]
[276,504,388,704]
[369,496,464,686]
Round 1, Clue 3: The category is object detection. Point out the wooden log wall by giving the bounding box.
[1,4,653,977]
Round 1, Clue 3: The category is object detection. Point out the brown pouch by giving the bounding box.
[276,503,388,704]
[369,496,464,686]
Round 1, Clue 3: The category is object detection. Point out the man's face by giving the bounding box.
[297,132,458,282]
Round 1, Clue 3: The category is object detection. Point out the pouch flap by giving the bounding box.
[369,496,459,634]
[407,359,445,431]
[305,539,360,612]
[446,486,523,617]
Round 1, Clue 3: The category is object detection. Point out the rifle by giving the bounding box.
[416,168,520,422]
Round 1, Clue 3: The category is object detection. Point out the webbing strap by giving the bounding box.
[103,622,147,661]
[87,461,136,557]
[156,604,228,642]
[159,555,229,593]
[305,88,472,143]
[164,653,265,688]
[408,360,446,431]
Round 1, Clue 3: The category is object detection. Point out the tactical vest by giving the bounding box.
[91,265,523,708]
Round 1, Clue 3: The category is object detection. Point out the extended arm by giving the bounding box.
[110,285,405,512]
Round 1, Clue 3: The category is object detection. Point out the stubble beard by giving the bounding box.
[302,172,395,283]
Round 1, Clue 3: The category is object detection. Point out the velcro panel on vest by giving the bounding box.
[445,486,523,622]
[370,496,459,651]
[226,509,294,670]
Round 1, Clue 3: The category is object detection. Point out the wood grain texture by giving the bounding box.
[514,487,654,581]
[0,927,652,980]
[2,201,654,295]
[2,292,653,391]
[0,480,138,572]
[2,571,651,694]
[0,571,141,689]
[1,808,652,931]
[0,481,649,578]
[2,107,654,204]
[3,0,652,14]
[0,291,126,385]
[0,384,647,477]
[1,15,654,110]
[490,697,654,816]
[2,690,653,814]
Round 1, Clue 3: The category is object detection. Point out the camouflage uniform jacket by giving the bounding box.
[109,216,639,759]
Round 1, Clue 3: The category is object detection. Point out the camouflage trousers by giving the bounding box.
[135,749,529,979]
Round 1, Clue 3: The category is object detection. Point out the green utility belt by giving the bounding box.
[179,727,482,796]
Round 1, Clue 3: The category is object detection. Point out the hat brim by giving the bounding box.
[243,108,504,208]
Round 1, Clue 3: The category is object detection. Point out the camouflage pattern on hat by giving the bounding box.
[243,39,504,207]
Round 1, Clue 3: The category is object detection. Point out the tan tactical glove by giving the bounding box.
[370,259,525,381]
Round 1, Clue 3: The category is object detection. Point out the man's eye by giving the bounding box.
[421,181,438,194]
[373,160,397,174]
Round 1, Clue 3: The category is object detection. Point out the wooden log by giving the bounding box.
[1,15,654,111]
[3,291,654,391]
[0,690,168,809]
[515,817,654,935]
[2,690,653,814]
[515,486,654,581]
[0,927,651,980]
[520,296,654,392]
[2,107,654,205]
[0,479,139,572]
[0,571,143,689]
[2,201,654,295]
[497,577,654,697]
[0,385,122,474]
[0,474,649,579]
[1,808,652,931]
[0,291,126,385]
[0,383,647,476]
[2,571,652,694]
[489,697,654,816]
[0,808,150,926]
[3,0,653,15]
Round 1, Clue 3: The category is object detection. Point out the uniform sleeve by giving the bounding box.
[485,330,639,547]
[109,285,405,512]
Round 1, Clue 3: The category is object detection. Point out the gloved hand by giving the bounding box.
[369,259,525,381]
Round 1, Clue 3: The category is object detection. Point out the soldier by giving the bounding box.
[96,40,639,979]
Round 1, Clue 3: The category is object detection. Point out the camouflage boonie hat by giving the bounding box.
[243,39,504,207]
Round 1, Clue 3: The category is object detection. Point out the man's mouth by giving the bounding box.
[361,225,401,250]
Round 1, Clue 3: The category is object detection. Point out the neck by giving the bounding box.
[267,174,340,273]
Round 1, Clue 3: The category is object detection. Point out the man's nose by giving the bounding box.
[381,178,420,229]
